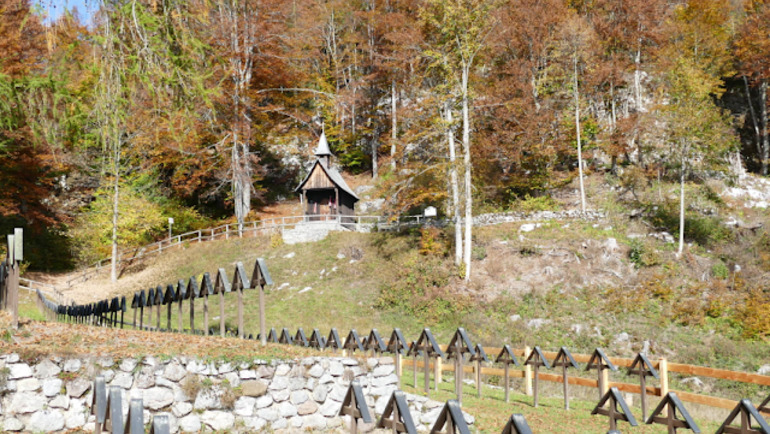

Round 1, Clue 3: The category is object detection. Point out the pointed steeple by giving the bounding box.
[314,130,332,158]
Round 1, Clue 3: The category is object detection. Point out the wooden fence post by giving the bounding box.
[435,357,442,388]
[198,231,202,243]
[659,357,669,418]
[524,346,533,396]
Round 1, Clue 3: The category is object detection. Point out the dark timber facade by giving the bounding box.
[295,132,359,225]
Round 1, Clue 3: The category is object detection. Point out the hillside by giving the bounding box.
[31,175,769,419]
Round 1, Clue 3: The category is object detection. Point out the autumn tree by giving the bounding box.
[735,1,770,175]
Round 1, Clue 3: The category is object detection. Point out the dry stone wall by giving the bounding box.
[0,353,473,433]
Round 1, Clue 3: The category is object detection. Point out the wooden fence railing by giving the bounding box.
[32,282,770,427]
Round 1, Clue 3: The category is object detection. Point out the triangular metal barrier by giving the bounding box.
[628,352,659,421]
[414,328,445,395]
[446,328,475,404]
[149,414,171,434]
[295,328,309,347]
[501,414,533,434]
[364,329,386,355]
[124,397,144,434]
[233,262,251,290]
[645,392,700,433]
[552,346,580,410]
[591,387,639,432]
[585,348,618,400]
[91,376,107,432]
[279,327,293,344]
[344,329,365,353]
[430,399,471,434]
[715,399,769,434]
[251,257,273,287]
[338,380,373,433]
[376,390,417,434]
[268,327,279,343]
[470,343,489,398]
[327,328,342,352]
[759,394,769,416]
[309,328,326,350]
[524,346,551,407]
[496,345,520,403]
[102,385,123,434]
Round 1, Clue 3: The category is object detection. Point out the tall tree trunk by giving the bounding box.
[391,80,397,171]
[761,79,769,176]
[744,77,762,172]
[574,57,587,212]
[110,136,120,283]
[634,40,643,112]
[446,103,462,266]
[678,152,686,257]
[461,64,472,281]
[371,139,378,178]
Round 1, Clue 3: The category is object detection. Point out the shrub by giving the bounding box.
[711,261,729,279]
[515,194,560,213]
[628,239,660,268]
[419,227,446,256]
[736,289,770,340]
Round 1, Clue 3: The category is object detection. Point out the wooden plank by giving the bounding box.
[675,390,740,410]
[668,363,770,386]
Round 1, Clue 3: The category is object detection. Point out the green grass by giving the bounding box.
[397,369,723,433]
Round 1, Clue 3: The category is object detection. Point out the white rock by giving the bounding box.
[218,362,234,374]
[201,410,234,431]
[312,384,328,402]
[178,414,201,432]
[319,400,339,417]
[283,252,296,259]
[329,361,344,376]
[243,416,267,430]
[6,353,20,363]
[193,389,220,410]
[9,391,47,413]
[290,390,308,405]
[271,418,288,430]
[34,359,61,378]
[302,413,327,430]
[119,358,138,372]
[28,409,65,432]
[163,362,187,382]
[144,387,174,410]
[299,286,312,294]
[526,318,551,330]
[16,377,40,392]
[234,396,257,416]
[605,238,619,251]
[520,223,539,232]
[172,401,193,417]
[758,365,770,376]
[257,407,280,422]
[65,399,86,428]
[112,372,134,389]
[269,375,289,390]
[8,363,32,380]
[255,394,273,409]
[278,401,298,417]
[42,378,63,396]
[63,359,82,372]
[100,369,115,383]
[3,418,23,431]
[271,388,290,402]
[308,364,324,378]
[373,365,395,377]
[239,369,257,380]
[49,394,70,409]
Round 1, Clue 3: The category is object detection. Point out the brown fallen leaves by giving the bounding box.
[0,313,320,363]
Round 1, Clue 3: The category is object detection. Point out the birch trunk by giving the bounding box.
[391,80,397,171]
[461,64,472,281]
[446,104,462,266]
[678,152,686,257]
[761,79,769,176]
[110,140,119,283]
[574,57,586,212]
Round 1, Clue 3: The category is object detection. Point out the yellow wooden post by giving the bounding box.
[659,357,669,417]
[434,357,442,389]
[524,346,533,396]
[601,368,610,396]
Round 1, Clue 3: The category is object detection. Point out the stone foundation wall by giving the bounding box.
[0,353,473,433]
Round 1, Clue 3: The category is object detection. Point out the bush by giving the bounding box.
[648,202,733,247]
[628,239,661,268]
[515,194,560,213]
[711,261,729,279]
[736,289,770,340]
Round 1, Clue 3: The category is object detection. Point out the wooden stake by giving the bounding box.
[203,295,209,336]
[219,290,225,337]
[259,286,266,346]
[504,363,510,403]
[237,287,244,339]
